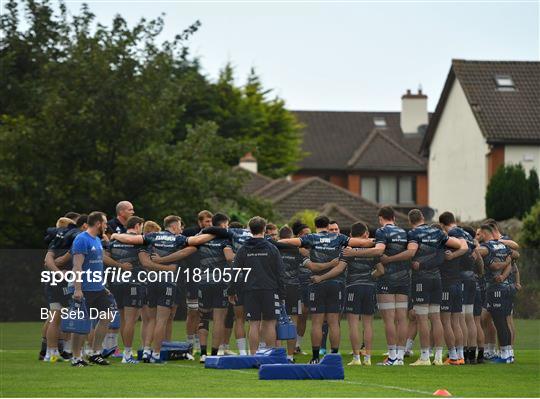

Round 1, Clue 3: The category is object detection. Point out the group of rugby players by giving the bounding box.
[40,201,521,367]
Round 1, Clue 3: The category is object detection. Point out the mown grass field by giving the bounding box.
[1,319,539,397]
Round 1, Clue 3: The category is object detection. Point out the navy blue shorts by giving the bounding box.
[462,280,476,305]
[473,287,485,317]
[412,278,442,306]
[84,289,117,313]
[345,285,376,315]
[244,290,280,321]
[284,284,300,315]
[186,280,199,301]
[376,281,410,296]
[486,287,512,316]
[309,281,344,314]
[147,283,176,308]
[46,282,71,308]
[109,284,144,309]
[198,284,228,309]
[441,283,463,313]
[299,285,310,306]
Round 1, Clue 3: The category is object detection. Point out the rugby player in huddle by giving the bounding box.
[40,201,522,367]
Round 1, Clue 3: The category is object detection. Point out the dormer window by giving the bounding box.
[495,75,515,91]
[373,117,387,128]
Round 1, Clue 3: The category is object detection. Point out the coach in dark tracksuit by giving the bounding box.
[228,216,285,354]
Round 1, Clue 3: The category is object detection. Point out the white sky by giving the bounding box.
[5,0,539,111]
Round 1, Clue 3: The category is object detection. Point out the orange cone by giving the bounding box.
[433,389,452,397]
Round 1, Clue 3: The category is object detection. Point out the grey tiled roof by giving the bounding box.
[423,59,540,152]
[292,111,427,172]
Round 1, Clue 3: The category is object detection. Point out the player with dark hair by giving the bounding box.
[274,225,307,362]
[229,217,284,354]
[439,212,481,364]
[310,222,380,366]
[476,225,518,364]
[404,210,466,366]
[279,215,373,364]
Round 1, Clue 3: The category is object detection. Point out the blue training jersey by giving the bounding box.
[408,224,448,280]
[71,231,105,291]
[375,224,409,286]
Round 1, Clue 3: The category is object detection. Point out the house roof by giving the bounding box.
[242,169,409,228]
[422,59,540,153]
[235,167,273,195]
[292,110,427,172]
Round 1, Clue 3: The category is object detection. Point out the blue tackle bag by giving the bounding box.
[61,298,92,334]
[276,304,297,340]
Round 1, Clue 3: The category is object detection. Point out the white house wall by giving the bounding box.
[428,79,489,221]
[505,145,540,176]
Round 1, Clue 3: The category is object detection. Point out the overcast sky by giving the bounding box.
[10,0,539,111]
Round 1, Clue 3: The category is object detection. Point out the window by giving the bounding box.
[361,176,416,204]
[379,176,397,203]
[373,117,387,128]
[398,176,414,204]
[495,75,515,91]
[362,177,377,203]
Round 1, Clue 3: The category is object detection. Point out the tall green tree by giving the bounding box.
[486,164,536,220]
[0,0,279,248]
[527,168,540,207]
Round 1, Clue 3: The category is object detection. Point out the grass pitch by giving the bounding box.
[1,319,539,397]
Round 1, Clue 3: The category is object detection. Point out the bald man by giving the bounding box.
[107,201,135,236]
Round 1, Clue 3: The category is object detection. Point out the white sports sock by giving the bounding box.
[124,347,132,357]
[486,343,494,354]
[435,347,443,362]
[449,347,457,360]
[364,354,371,362]
[187,335,194,345]
[509,348,514,357]
[296,335,303,348]
[112,333,118,347]
[388,345,397,360]
[396,346,405,361]
[64,340,72,353]
[151,352,160,359]
[457,346,464,359]
[287,355,293,361]
[143,346,151,354]
[420,348,430,361]
[405,338,414,352]
[236,338,246,353]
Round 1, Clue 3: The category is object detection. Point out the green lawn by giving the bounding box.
[1,319,539,397]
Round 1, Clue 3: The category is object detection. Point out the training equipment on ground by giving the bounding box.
[258,353,345,380]
[204,348,287,369]
[61,299,92,334]
[276,305,297,340]
[433,389,452,396]
[136,341,193,361]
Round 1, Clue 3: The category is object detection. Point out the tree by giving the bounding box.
[520,201,540,248]
[486,164,531,220]
[179,65,305,178]
[288,210,319,233]
[527,168,540,207]
[0,1,277,247]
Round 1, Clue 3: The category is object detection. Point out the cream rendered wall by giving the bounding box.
[428,79,489,221]
[505,145,540,175]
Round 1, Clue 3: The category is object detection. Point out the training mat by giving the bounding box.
[204,347,287,369]
[258,354,345,380]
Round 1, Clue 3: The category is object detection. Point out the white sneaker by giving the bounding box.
[186,353,195,361]
[199,354,207,363]
[393,359,404,366]
[223,349,237,355]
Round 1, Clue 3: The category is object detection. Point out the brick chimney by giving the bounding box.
[400,88,428,134]
[238,152,258,174]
